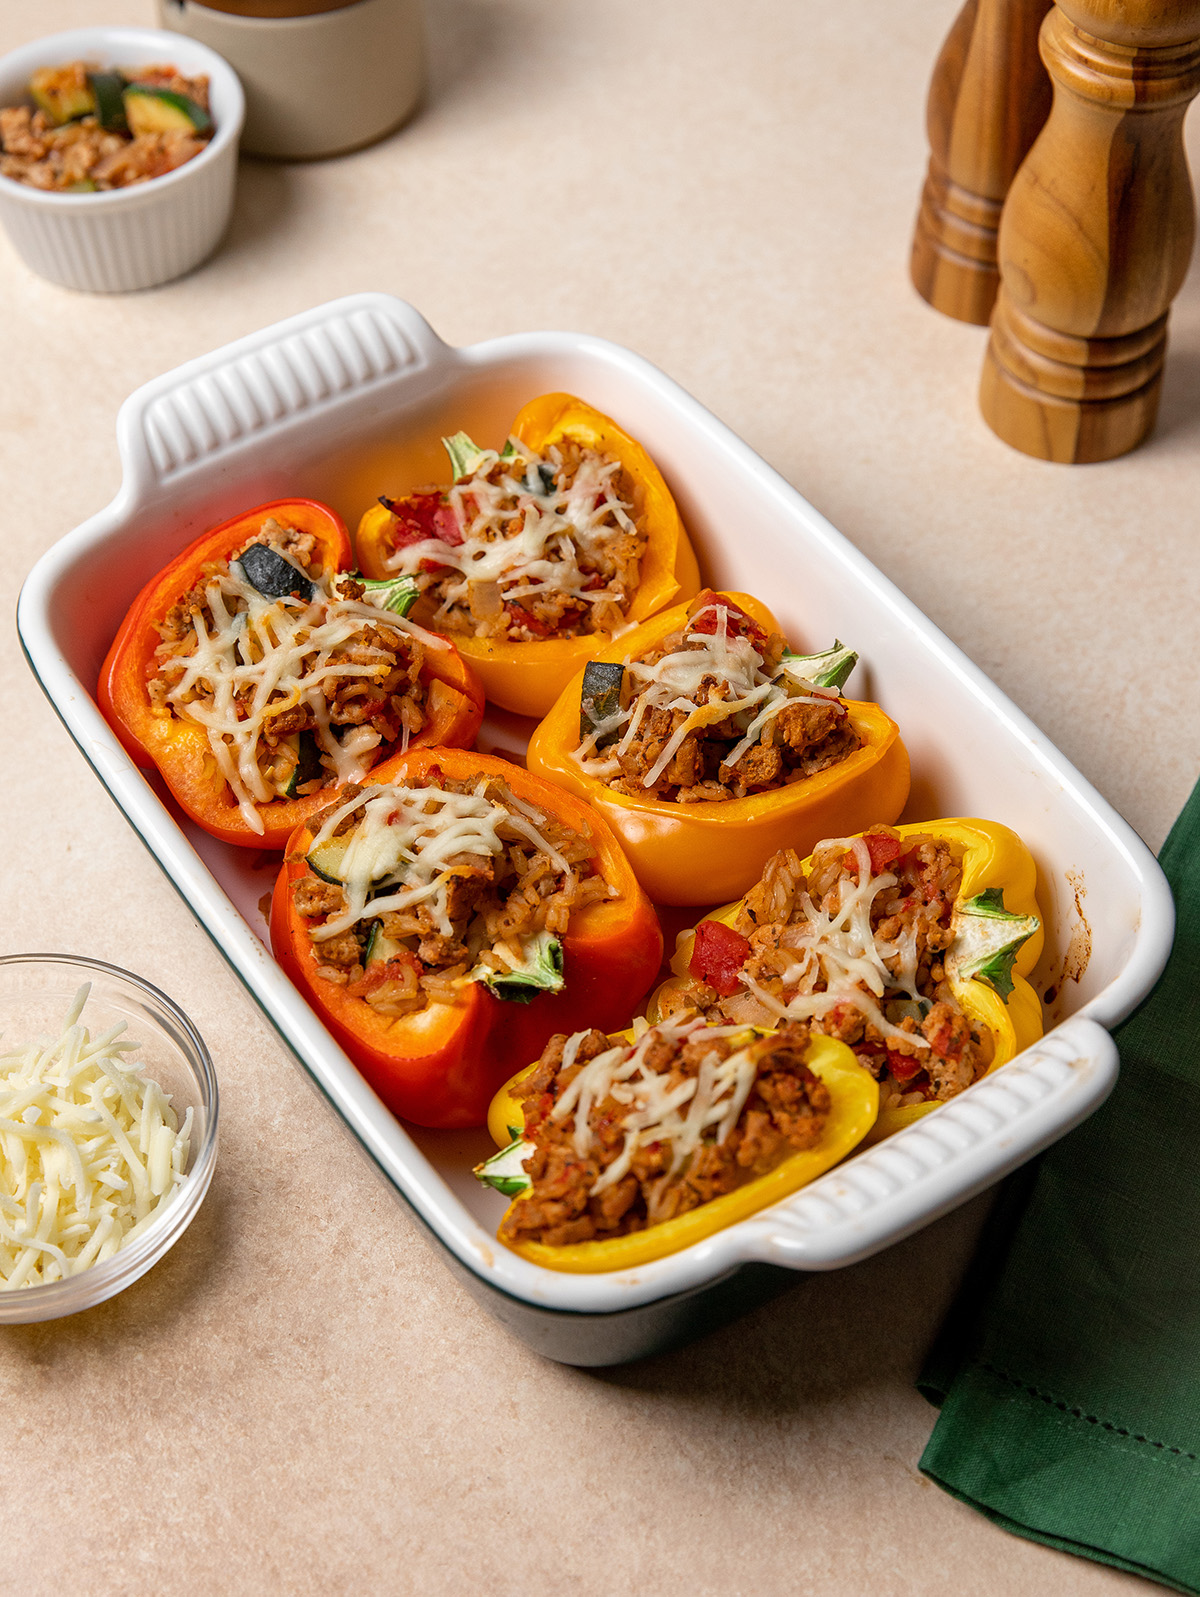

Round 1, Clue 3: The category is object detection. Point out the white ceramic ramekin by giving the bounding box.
[0,26,244,292]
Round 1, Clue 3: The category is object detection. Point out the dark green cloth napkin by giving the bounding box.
[919,777,1200,1593]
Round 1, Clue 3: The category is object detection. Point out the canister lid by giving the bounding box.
[179,0,366,16]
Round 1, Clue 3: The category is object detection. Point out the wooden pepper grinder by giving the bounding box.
[980,0,1200,462]
[911,0,1054,325]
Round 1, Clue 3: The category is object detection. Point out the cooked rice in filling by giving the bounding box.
[294,776,613,1015]
[499,1016,830,1247]
[573,592,862,802]
[151,518,446,832]
[380,438,646,642]
[659,825,993,1108]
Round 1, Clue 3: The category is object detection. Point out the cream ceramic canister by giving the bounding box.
[157,0,424,159]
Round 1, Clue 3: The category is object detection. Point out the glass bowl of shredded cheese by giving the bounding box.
[0,954,218,1321]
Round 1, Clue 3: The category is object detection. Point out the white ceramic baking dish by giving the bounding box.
[17,293,1174,1362]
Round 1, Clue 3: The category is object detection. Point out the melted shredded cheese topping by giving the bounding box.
[0,986,193,1289]
[308,780,572,943]
[574,599,839,784]
[550,1016,760,1196]
[384,443,638,615]
[741,837,930,1049]
[161,552,447,834]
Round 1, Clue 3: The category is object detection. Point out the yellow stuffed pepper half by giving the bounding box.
[651,819,1043,1145]
[474,1015,878,1274]
[355,393,700,718]
[526,589,909,905]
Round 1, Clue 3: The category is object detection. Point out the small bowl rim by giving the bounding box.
[0,952,220,1318]
[0,24,245,210]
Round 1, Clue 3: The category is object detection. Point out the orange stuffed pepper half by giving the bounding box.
[270,748,664,1130]
[526,589,910,905]
[474,1015,878,1273]
[354,393,700,718]
[100,498,484,849]
[651,820,1044,1144]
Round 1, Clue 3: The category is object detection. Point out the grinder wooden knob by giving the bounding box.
[980,0,1200,461]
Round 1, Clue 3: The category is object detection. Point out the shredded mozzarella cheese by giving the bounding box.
[383,443,637,617]
[0,986,193,1290]
[573,599,838,783]
[160,552,445,835]
[309,780,573,942]
[742,838,931,1049]
[549,1017,759,1196]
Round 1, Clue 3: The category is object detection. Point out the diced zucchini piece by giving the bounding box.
[88,71,128,133]
[886,997,931,1026]
[282,731,323,798]
[306,834,351,885]
[780,640,858,694]
[235,543,314,603]
[499,438,519,460]
[525,463,556,496]
[474,932,564,1004]
[442,431,488,482]
[29,66,96,125]
[359,574,420,618]
[947,888,1041,1001]
[123,84,212,137]
[580,660,625,746]
[64,179,98,193]
[473,1138,534,1197]
[363,922,405,966]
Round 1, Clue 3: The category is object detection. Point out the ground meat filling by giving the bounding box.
[293,776,613,1016]
[1,64,213,192]
[150,518,438,831]
[499,1018,830,1248]
[573,592,862,803]
[381,438,646,643]
[664,825,992,1109]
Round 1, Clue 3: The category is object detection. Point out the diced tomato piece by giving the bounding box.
[505,603,551,636]
[689,597,767,644]
[383,491,463,550]
[688,919,751,996]
[926,1018,964,1062]
[885,1049,923,1083]
[349,945,421,1000]
[864,831,905,874]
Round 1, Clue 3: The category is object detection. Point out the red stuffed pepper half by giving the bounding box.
[270,747,664,1129]
[100,498,484,849]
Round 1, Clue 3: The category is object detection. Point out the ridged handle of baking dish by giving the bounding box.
[115,293,447,491]
[738,1015,1119,1270]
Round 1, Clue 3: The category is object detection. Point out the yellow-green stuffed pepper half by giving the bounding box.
[652,819,1044,1145]
[475,1019,878,1273]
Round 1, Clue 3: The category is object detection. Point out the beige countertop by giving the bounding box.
[2,2,1197,1593]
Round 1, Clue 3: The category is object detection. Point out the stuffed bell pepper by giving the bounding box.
[525,589,910,904]
[100,499,484,849]
[473,1014,878,1272]
[354,393,700,718]
[652,820,1044,1143]
[270,747,664,1129]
